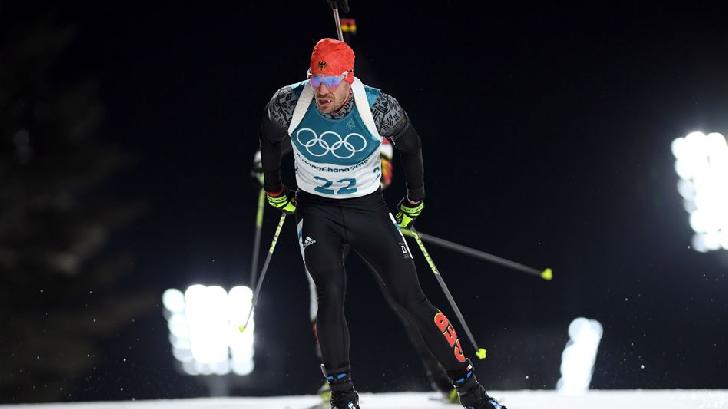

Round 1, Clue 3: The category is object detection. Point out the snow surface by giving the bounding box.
[3,390,728,409]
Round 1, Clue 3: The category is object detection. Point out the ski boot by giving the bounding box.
[323,366,360,409]
[451,362,506,409]
[330,388,359,409]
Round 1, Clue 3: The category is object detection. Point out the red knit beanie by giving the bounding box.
[310,38,355,83]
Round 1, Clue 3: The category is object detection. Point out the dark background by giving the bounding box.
[2,1,727,403]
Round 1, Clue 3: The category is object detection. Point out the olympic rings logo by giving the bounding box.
[295,128,368,159]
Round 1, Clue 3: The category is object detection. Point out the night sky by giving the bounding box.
[5,1,728,402]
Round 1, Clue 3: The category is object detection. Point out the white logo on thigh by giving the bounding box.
[302,236,317,249]
[400,243,412,259]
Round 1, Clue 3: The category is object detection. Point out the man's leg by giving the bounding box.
[296,202,359,408]
[362,258,454,396]
[304,269,333,407]
[393,304,455,395]
[304,269,322,357]
[347,195,469,375]
[306,246,354,407]
[347,192,505,408]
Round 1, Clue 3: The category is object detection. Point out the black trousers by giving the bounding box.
[360,265,453,392]
[308,246,453,392]
[296,190,470,377]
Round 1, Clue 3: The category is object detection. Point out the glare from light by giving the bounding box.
[162,284,255,376]
[172,346,193,363]
[692,234,707,253]
[677,179,694,200]
[228,286,255,374]
[162,288,186,314]
[683,200,697,213]
[703,232,722,251]
[167,314,188,338]
[721,231,728,248]
[186,285,229,368]
[689,210,711,233]
[557,317,603,395]
[672,131,728,252]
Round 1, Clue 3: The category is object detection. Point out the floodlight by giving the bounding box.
[557,317,603,395]
[672,131,728,252]
[162,285,255,376]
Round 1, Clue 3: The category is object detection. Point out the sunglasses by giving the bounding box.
[307,69,350,88]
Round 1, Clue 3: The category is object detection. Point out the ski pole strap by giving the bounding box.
[409,229,487,360]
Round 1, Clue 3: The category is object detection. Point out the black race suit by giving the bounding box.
[259,83,470,380]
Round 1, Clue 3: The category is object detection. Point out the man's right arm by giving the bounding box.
[259,113,289,193]
[258,87,296,193]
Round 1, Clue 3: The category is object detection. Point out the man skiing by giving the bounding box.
[253,139,459,406]
[258,38,506,409]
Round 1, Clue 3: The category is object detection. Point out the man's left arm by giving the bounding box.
[373,93,425,202]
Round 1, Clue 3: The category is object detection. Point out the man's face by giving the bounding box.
[312,74,351,114]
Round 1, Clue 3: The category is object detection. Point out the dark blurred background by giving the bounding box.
[1,1,727,403]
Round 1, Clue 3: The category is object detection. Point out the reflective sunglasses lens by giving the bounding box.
[311,75,343,88]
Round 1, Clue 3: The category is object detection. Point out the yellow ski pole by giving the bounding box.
[408,228,487,360]
[240,213,287,332]
[250,188,266,289]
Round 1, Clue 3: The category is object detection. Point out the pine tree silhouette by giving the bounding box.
[0,7,155,402]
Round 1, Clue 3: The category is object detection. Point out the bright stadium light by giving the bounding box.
[671,131,728,252]
[557,317,603,395]
[162,285,254,376]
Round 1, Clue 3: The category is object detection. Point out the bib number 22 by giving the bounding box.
[314,177,357,195]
